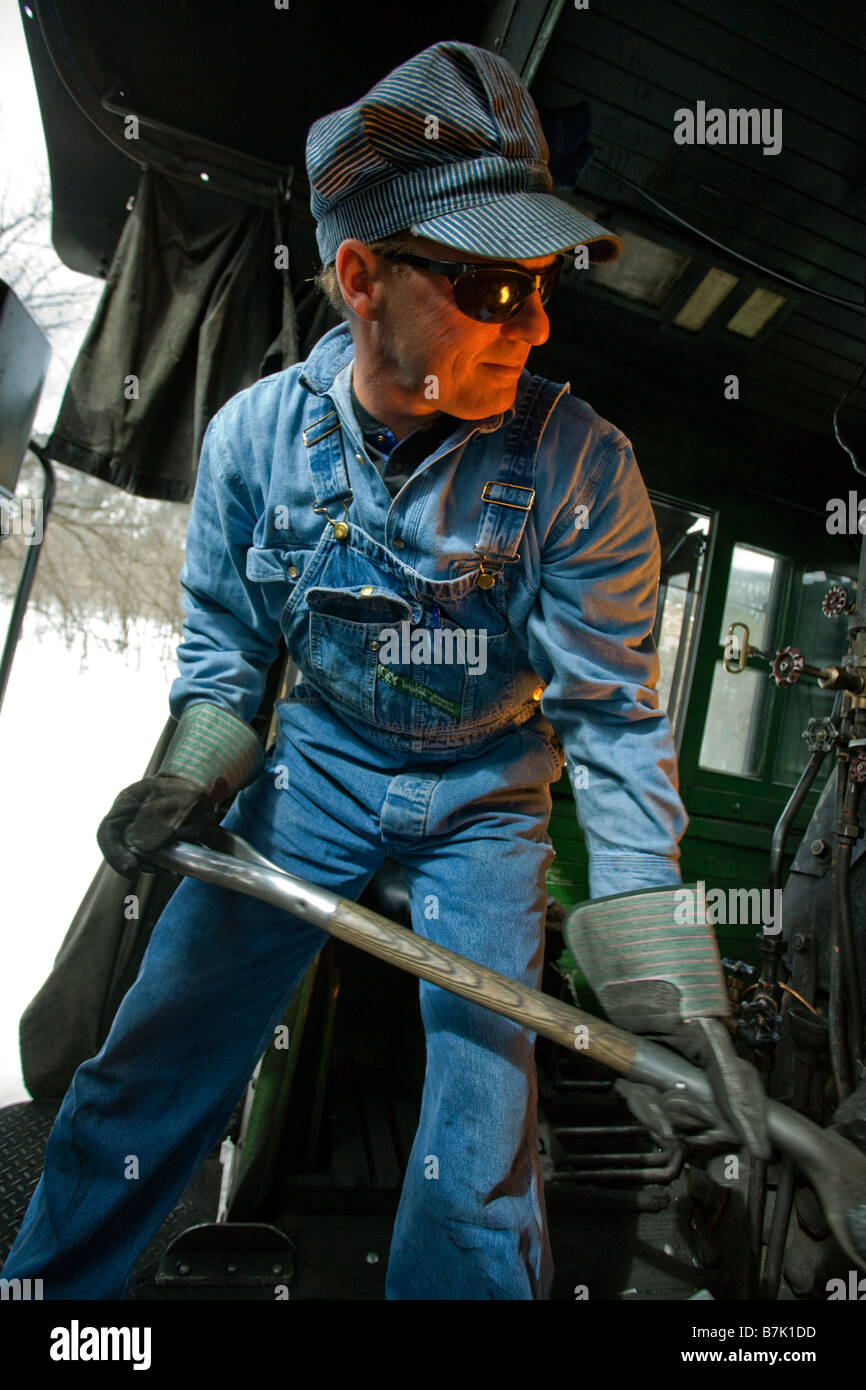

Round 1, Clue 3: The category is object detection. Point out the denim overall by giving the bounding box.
[285,374,565,755]
[2,376,571,1302]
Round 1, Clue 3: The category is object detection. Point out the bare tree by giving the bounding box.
[0,177,100,335]
[3,450,189,663]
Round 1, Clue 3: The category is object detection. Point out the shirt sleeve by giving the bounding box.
[168,410,282,725]
[525,433,688,899]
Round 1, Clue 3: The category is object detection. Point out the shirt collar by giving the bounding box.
[349,373,455,447]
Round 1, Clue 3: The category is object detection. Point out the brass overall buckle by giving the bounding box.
[474,481,534,585]
[472,546,521,589]
[312,498,352,541]
[304,410,352,538]
[302,410,340,448]
[480,480,536,510]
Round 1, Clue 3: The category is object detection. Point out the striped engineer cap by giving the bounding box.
[306,40,621,266]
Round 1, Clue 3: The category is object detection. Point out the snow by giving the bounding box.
[0,613,177,1105]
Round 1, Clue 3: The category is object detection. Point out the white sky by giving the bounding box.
[0,5,49,185]
[0,5,178,1105]
[0,1,103,429]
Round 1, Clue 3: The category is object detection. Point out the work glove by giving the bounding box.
[564,885,771,1160]
[97,702,264,878]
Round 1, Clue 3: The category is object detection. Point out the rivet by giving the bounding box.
[369,641,380,650]
[288,566,299,579]
[360,585,375,596]
[532,686,544,701]
[392,537,406,550]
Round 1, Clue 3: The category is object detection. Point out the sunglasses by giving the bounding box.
[376,249,566,323]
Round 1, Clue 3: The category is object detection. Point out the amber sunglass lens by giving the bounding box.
[455,269,535,322]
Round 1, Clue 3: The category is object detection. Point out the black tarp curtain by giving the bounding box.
[47,166,297,501]
[20,166,343,1098]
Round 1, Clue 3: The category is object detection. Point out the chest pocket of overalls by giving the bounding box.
[306,584,412,721]
[304,574,519,738]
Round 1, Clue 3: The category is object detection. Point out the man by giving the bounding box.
[3,40,699,1301]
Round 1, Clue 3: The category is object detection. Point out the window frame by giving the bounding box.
[669,495,858,825]
[648,488,715,753]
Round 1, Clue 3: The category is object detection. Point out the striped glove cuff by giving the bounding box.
[564,885,731,1030]
[158,702,264,801]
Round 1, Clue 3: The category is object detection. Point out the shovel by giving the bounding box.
[150,828,866,1272]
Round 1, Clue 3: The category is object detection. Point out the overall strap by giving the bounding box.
[300,389,354,539]
[472,375,569,586]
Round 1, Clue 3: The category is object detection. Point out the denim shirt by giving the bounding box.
[170,322,687,897]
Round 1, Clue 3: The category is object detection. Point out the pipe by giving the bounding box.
[769,749,828,894]
[830,749,854,1100]
[835,775,864,1076]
